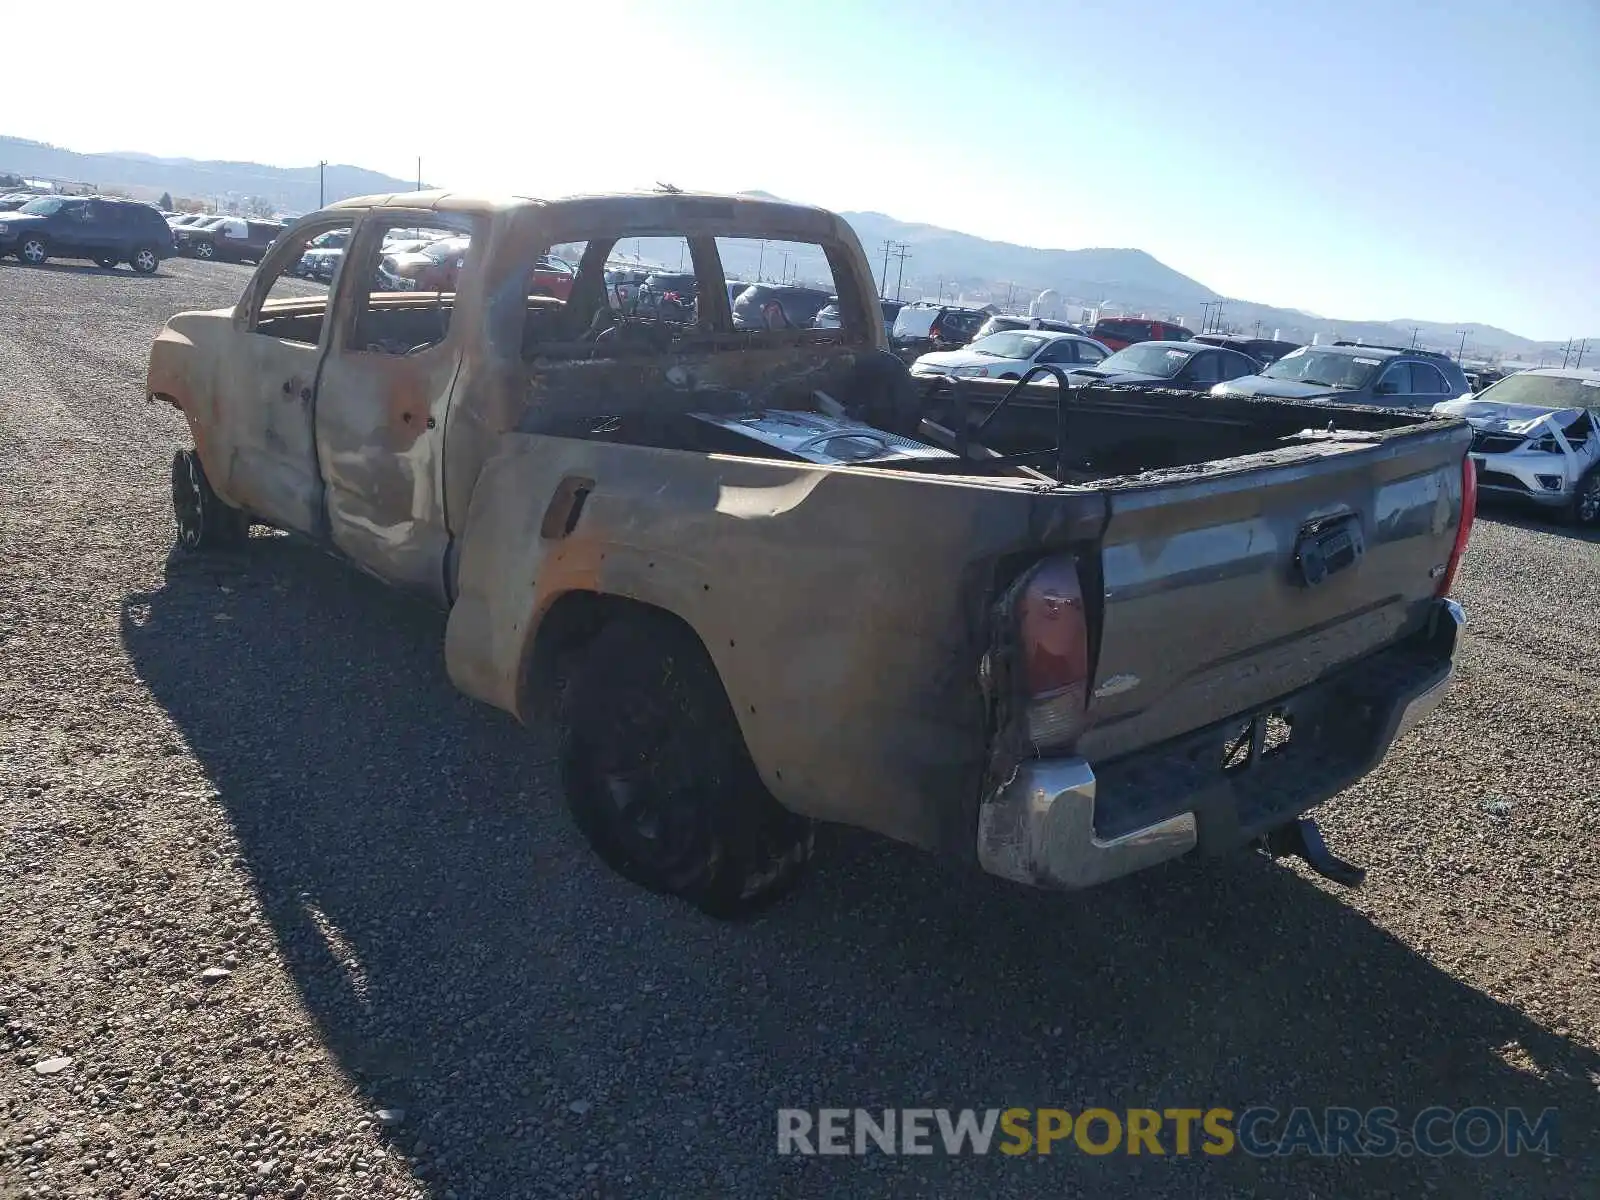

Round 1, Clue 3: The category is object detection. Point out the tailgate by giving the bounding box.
[1074,422,1471,763]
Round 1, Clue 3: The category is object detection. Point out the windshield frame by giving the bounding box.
[1260,346,1388,389]
[1095,342,1195,378]
[966,331,1051,360]
[1472,373,1600,412]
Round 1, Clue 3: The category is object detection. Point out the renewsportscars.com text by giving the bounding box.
[776,1106,1558,1158]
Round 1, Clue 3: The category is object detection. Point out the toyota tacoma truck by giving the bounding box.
[146,190,1475,916]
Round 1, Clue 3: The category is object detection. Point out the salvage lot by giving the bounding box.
[1,258,1597,1198]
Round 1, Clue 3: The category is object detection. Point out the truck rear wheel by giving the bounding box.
[558,614,813,917]
[171,449,249,552]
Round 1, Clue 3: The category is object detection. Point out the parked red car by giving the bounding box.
[1090,316,1194,352]
[529,255,576,301]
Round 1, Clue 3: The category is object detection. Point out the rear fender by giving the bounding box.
[443,431,1097,853]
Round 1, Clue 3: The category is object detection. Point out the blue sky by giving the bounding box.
[11,0,1596,338]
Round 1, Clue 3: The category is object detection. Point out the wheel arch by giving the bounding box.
[516,589,725,728]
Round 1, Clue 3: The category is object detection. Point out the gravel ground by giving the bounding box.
[1,256,1596,1199]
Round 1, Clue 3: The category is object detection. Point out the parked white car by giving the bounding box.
[1433,367,1600,524]
[909,330,1111,381]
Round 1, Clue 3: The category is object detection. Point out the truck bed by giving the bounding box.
[454,356,1472,863]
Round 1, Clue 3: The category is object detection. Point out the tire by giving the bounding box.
[95,256,120,270]
[18,236,47,266]
[130,247,160,275]
[1569,467,1600,526]
[193,241,215,260]
[171,449,249,552]
[558,614,814,917]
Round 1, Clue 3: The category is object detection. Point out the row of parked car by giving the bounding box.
[0,195,295,272]
[165,212,287,263]
[900,315,1599,524]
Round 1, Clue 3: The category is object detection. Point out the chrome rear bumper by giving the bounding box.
[976,599,1465,891]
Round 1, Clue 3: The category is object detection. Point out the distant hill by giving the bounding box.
[0,137,420,215]
[2,137,1589,361]
[840,208,1218,314]
[827,207,1593,363]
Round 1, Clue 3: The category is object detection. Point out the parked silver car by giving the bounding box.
[1433,367,1600,523]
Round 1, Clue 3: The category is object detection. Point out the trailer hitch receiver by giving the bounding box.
[1261,815,1366,887]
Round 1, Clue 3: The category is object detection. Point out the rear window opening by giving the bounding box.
[517,232,860,365]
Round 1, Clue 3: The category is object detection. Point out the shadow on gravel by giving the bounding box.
[0,260,170,278]
[121,536,1599,1200]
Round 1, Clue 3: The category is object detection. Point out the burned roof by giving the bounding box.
[325,189,850,242]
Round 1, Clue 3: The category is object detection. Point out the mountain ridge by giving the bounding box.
[2,136,1590,361]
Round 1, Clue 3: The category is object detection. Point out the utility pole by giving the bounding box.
[936,278,945,303]
[416,157,422,191]
[1562,338,1573,368]
[779,250,790,283]
[1409,326,1420,348]
[1456,329,1468,361]
[1005,281,1015,311]
[879,240,894,300]
[1576,339,1588,369]
[756,240,766,281]
[318,160,327,208]
[891,244,910,301]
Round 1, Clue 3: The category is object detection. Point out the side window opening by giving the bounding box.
[1410,362,1449,395]
[250,219,356,346]
[348,218,476,356]
[1186,352,1223,385]
[1377,361,1413,395]
[1562,412,1593,447]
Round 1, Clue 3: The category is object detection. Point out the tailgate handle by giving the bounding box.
[1295,515,1364,587]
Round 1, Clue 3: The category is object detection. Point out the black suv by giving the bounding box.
[1212,341,1472,408]
[0,196,174,273]
[175,216,286,264]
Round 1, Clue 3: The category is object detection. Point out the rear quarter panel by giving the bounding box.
[444,434,1104,852]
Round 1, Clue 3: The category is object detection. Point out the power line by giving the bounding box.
[890,243,910,302]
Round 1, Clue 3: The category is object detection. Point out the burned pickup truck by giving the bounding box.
[146,190,1475,915]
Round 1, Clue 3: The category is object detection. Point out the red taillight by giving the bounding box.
[1435,455,1476,597]
[1016,557,1092,750]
